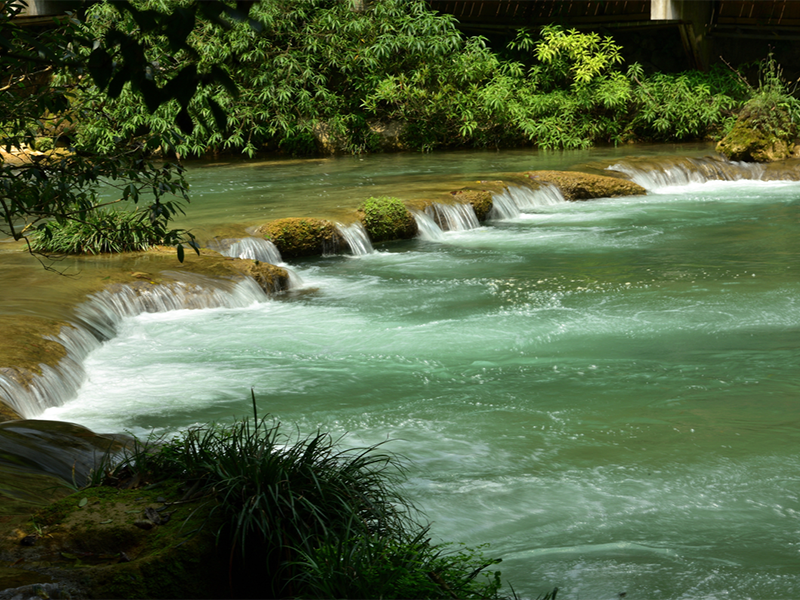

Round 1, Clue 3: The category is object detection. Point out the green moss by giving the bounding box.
[24,484,226,598]
[716,112,795,162]
[357,196,417,243]
[259,217,341,258]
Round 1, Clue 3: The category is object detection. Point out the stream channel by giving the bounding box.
[5,143,800,599]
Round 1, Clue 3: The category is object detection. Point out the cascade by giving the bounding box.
[212,236,303,287]
[335,222,374,255]
[425,202,480,231]
[213,237,283,264]
[606,155,766,190]
[489,184,566,220]
[411,210,444,241]
[0,276,270,419]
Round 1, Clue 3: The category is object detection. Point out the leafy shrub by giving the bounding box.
[66,1,757,155]
[29,207,184,255]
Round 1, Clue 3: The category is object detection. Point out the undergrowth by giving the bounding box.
[29,208,185,255]
[95,399,548,599]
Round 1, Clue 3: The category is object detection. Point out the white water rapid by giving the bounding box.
[1,275,269,418]
[606,155,768,190]
[212,236,283,263]
[489,184,567,219]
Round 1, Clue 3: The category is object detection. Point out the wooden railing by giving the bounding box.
[428,0,650,28]
[714,0,800,29]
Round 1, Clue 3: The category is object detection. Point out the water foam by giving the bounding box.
[0,275,270,418]
[335,222,374,256]
[490,185,566,220]
[213,236,283,264]
[606,156,766,191]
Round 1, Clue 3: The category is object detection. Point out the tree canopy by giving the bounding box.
[0,0,253,257]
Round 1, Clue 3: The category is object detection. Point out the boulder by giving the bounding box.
[258,218,342,258]
[357,197,418,243]
[716,97,797,162]
[716,119,796,162]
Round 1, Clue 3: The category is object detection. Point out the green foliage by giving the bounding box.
[628,63,747,142]
[0,0,243,259]
[737,53,800,138]
[296,532,504,599]
[66,2,759,155]
[103,411,515,599]
[358,196,418,243]
[28,207,185,255]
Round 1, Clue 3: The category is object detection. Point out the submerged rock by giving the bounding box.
[357,197,418,243]
[526,170,645,200]
[258,218,342,258]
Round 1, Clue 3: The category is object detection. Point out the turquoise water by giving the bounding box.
[42,147,800,599]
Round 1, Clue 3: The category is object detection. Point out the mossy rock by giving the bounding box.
[0,420,130,500]
[526,170,645,201]
[258,218,342,258]
[357,197,418,243]
[716,114,796,162]
[449,190,494,222]
[0,484,228,599]
[0,401,21,423]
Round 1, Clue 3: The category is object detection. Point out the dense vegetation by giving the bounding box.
[0,0,247,255]
[28,207,186,254]
[99,412,546,599]
[68,0,754,158]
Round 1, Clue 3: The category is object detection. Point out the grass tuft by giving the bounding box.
[29,207,184,255]
[99,411,523,598]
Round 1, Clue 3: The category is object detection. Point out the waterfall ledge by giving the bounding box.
[0,248,290,421]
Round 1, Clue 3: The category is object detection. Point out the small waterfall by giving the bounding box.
[214,237,283,264]
[606,156,767,191]
[490,184,566,220]
[425,202,480,231]
[0,275,270,419]
[411,210,444,241]
[335,222,374,256]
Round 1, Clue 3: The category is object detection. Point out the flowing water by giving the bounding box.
[14,144,800,598]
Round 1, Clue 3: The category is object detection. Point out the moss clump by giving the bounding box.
[357,196,417,243]
[527,170,645,201]
[259,218,341,258]
[449,190,494,221]
[18,483,225,599]
[716,104,796,162]
[717,56,798,163]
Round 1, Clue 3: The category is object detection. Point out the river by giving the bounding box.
[10,144,800,598]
